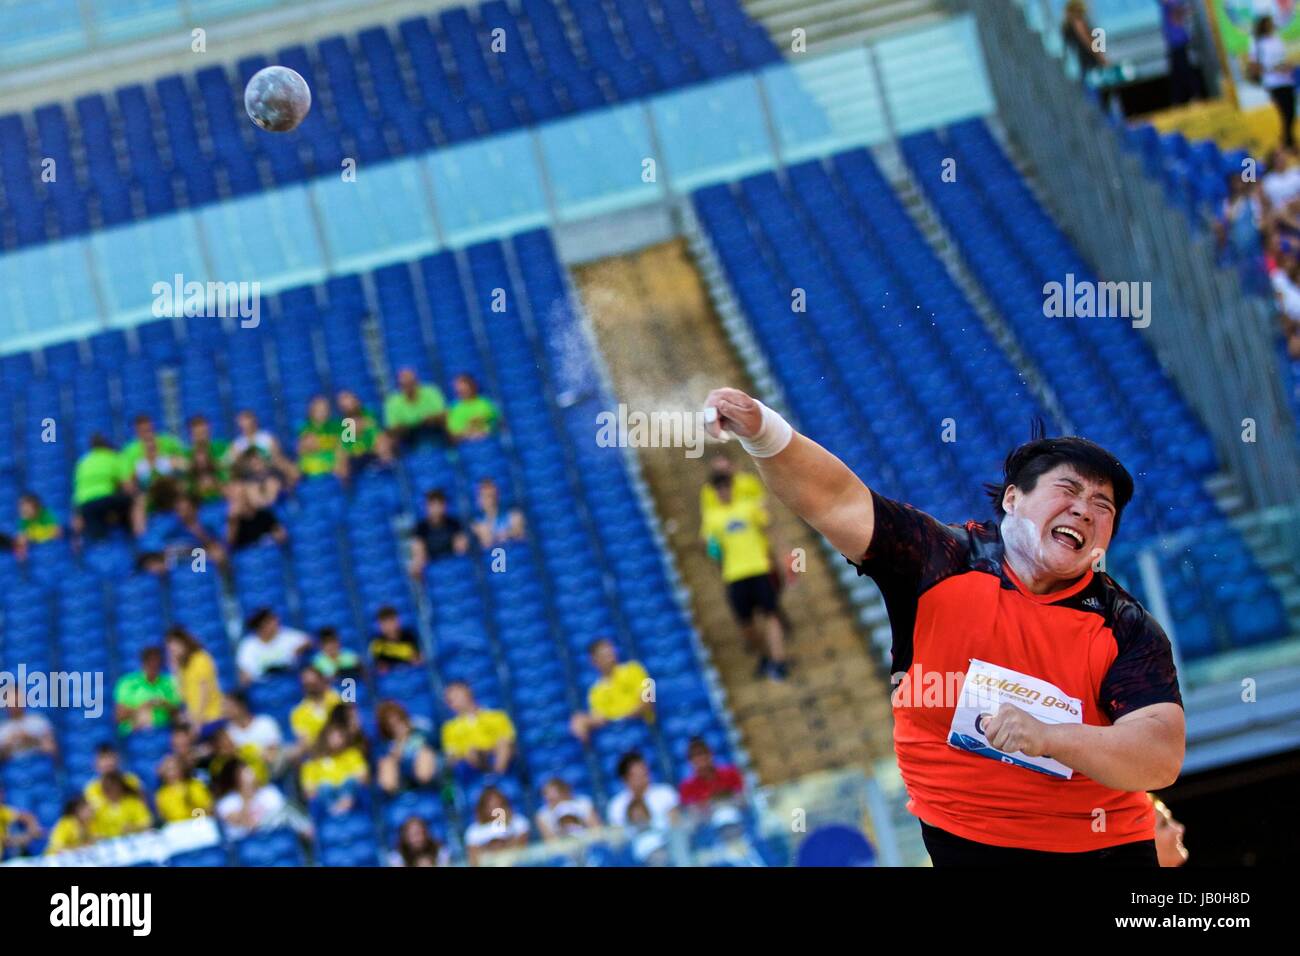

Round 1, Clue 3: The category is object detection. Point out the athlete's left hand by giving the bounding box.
[981,704,1050,757]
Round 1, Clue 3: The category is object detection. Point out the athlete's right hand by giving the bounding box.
[703,387,763,441]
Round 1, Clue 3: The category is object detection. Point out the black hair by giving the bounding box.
[376,605,398,620]
[587,637,614,656]
[687,736,711,757]
[245,607,274,632]
[984,420,1134,536]
[1256,15,1275,40]
[616,750,646,780]
[425,489,447,503]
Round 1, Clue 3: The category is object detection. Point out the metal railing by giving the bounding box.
[956,0,1300,518]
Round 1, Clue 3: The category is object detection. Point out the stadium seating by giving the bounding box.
[0,0,780,251]
[0,228,734,865]
[692,122,1290,661]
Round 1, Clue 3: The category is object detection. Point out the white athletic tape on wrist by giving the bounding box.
[737,401,793,458]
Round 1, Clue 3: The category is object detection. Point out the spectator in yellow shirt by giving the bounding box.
[701,472,788,681]
[570,639,654,743]
[165,626,223,730]
[699,454,764,526]
[440,681,516,777]
[289,667,342,756]
[83,744,144,810]
[154,754,213,823]
[0,786,41,859]
[90,772,153,839]
[300,724,369,815]
[45,797,95,855]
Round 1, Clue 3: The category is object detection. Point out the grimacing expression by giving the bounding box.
[1003,463,1116,581]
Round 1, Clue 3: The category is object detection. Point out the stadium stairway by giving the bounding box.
[741,0,948,52]
[572,239,895,783]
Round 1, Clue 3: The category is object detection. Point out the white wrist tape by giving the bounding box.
[737,401,793,458]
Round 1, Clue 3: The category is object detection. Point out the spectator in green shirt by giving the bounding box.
[72,436,134,540]
[114,646,183,736]
[383,368,447,448]
[121,414,187,488]
[337,389,395,469]
[185,415,229,503]
[16,493,61,556]
[447,374,501,442]
[297,395,349,481]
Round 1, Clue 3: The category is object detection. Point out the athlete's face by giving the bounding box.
[1002,464,1116,584]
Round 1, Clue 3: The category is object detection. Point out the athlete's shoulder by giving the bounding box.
[1084,572,1171,647]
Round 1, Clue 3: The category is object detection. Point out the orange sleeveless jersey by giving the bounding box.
[852,491,1182,852]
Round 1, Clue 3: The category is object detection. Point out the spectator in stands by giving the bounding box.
[310,627,363,681]
[535,777,601,841]
[1061,1,1109,105]
[227,409,299,485]
[154,753,213,823]
[369,606,423,672]
[1217,173,1264,264]
[45,796,95,855]
[184,415,229,503]
[376,700,438,795]
[607,751,679,829]
[165,626,223,733]
[122,413,187,490]
[300,722,369,816]
[170,723,206,775]
[700,454,764,524]
[569,638,653,744]
[221,692,285,777]
[1250,15,1297,149]
[237,608,311,685]
[1159,1,1202,105]
[208,726,271,792]
[12,492,62,560]
[392,816,450,867]
[214,759,288,839]
[289,667,342,756]
[678,737,744,809]
[337,388,395,469]
[470,478,526,549]
[322,700,369,756]
[446,373,501,442]
[406,489,470,581]
[465,786,530,864]
[0,684,57,760]
[71,435,133,540]
[90,771,153,839]
[298,395,349,482]
[440,681,516,776]
[0,786,41,859]
[1152,794,1189,867]
[225,449,287,552]
[383,367,447,447]
[83,744,143,811]
[702,471,789,681]
[114,646,183,736]
[134,479,227,574]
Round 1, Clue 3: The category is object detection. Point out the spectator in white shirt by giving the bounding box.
[535,777,602,841]
[0,686,57,760]
[214,759,288,839]
[222,692,285,774]
[1250,16,1298,148]
[606,751,679,829]
[465,786,530,865]
[237,608,310,685]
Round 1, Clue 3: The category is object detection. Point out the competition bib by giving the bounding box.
[947,658,1083,779]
